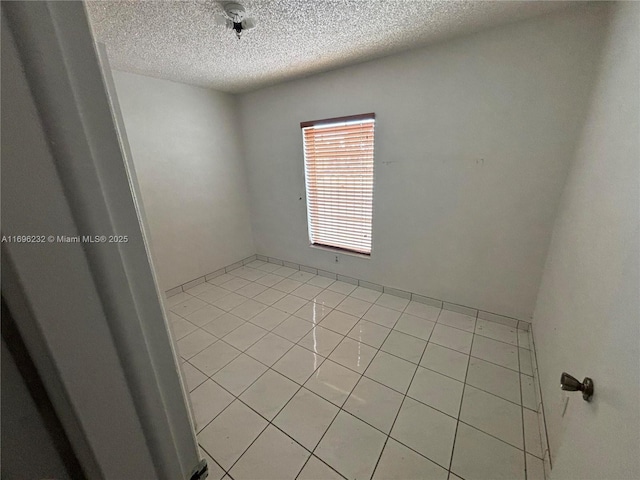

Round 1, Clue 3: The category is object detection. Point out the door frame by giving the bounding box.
[2,2,199,478]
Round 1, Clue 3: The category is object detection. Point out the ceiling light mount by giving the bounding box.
[215,2,256,39]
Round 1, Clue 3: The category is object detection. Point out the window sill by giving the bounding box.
[309,243,371,259]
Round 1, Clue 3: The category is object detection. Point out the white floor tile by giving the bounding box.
[273,345,324,384]
[229,425,309,480]
[375,293,410,312]
[239,370,299,420]
[408,366,464,418]
[350,286,383,303]
[185,304,226,327]
[328,337,377,374]
[228,267,259,280]
[327,280,358,295]
[180,361,207,392]
[460,386,523,449]
[248,307,289,330]
[190,340,241,376]
[245,260,266,269]
[185,282,216,296]
[381,331,427,364]
[170,316,198,340]
[304,359,361,406]
[365,351,416,394]
[523,408,543,458]
[222,322,268,351]
[420,342,469,382]
[373,438,448,480]
[438,310,477,332]
[198,446,225,480]
[290,270,317,283]
[220,277,251,292]
[273,266,299,277]
[206,273,235,285]
[212,354,268,396]
[235,268,265,282]
[471,335,519,371]
[292,283,325,300]
[256,263,281,273]
[450,423,525,480]
[165,291,191,307]
[177,329,218,359]
[253,288,287,306]
[307,275,335,288]
[230,299,268,321]
[298,456,343,480]
[316,411,387,480]
[211,292,249,312]
[343,376,404,434]
[313,290,347,308]
[429,324,473,354]
[198,400,268,470]
[255,273,283,287]
[521,374,537,410]
[202,313,245,338]
[403,301,441,321]
[518,329,530,350]
[294,301,333,325]
[273,278,304,294]
[298,326,344,357]
[235,282,268,299]
[190,379,234,432]
[475,319,517,345]
[393,314,435,341]
[466,357,521,404]
[196,286,232,304]
[347,319,391,348]
[526,454,545,480]
[272,294,308,314]
[273,388,339,450]
[335,296,373,318]
[245,332,294,366]
[319,310,361,335]
[272,316,314,342]
[363,304,402,328]
[519,347,534,376]
[170,296,208,317]
[391,397,457,469]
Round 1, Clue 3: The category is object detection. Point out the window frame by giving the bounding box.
[301,112,376,257]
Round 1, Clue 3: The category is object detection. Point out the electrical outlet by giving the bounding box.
[335,255,339,263]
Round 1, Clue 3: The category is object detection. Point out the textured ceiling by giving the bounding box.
[86,1,571,93]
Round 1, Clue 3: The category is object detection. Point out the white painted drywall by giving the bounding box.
[112,71,255,290]
[239,6,607,320]
[532,3,640,479]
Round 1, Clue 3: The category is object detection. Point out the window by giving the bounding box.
[301,113,375,255]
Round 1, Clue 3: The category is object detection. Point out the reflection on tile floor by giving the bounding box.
[169,260,543,480]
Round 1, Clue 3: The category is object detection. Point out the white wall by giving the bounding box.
[532,3,639,479]
[112,71,254,290]
[239,6,607,320]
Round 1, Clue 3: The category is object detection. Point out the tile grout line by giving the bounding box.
[180,267,531,478]
[518,328,528,480]
[292,292,384,478]
[369,303,446,478]
[184,284,533,421]
[169,255,532,331]
[445,310,477,478]
[196,304,531,478]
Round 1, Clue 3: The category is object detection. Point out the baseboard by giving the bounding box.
[168,253,531,330]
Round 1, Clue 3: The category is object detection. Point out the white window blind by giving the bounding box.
[301,113,375,255]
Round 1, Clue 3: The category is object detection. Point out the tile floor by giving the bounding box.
[168,260,544,480]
